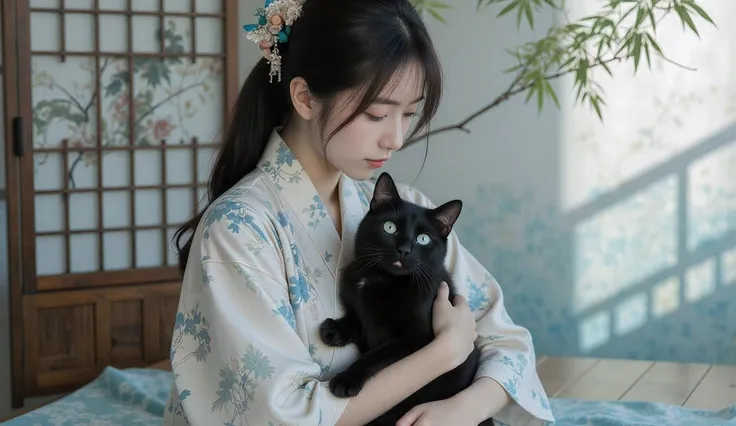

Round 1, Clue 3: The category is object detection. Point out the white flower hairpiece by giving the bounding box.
[243,0,306,83]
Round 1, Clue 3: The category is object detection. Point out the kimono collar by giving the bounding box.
[256,128,370,277]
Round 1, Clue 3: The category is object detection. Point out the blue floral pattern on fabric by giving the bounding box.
[211,345,276,421]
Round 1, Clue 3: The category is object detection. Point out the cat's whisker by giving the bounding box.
[353,252,382,262]
[414,260,434,296]
[355,256,383,275]
[360,246,387,255]
[355,258,381,271]
[353,247,385,257]
[355,246,387,256]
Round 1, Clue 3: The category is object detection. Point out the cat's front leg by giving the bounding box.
[319,310,362,347]
[329,338,419,398]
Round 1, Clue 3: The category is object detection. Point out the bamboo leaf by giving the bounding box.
[635,7,647,28]
[632,32,642,71]
[544,79,561,108]
[648,8,657,32]
[600,60,613,76]
[674,3,699,36]
[683,0,715,25]
[427,7,447,23]
[590,95,603,121]
[498,1,520,19]
[524,2,535,29]
[536,78,545,112]
[646,33,663,55]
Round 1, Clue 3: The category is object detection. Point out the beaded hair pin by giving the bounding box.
[243,0,306,83]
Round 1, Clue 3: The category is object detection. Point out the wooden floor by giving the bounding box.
[537,356,736,410]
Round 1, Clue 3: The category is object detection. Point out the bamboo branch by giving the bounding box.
[403,55,626,149]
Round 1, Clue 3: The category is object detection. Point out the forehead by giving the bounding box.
[377,61,425,104]
[328,61,426,119]
[375,203,432,227]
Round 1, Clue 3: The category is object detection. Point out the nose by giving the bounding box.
[379,119,404,151]
[397,243,411,258]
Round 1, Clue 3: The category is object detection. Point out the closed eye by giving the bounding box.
[365,112,417,122]
[365,113,384,122]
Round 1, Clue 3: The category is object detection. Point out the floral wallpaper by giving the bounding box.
[389,0,736,365]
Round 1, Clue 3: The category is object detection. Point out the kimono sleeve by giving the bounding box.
[164,211,349,426]
[397,184,555,424]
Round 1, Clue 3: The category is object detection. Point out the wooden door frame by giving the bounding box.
[2,0,27,409]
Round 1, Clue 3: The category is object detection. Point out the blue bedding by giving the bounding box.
[3,366,735,425]
[3,367,171,426]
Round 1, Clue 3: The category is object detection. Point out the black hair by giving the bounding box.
[174,0,443,273]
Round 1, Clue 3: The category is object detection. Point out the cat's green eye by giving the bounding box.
[383,221,397,234]
[416,233,430,245]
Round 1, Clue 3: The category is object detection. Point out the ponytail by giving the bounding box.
[173,58,290,273]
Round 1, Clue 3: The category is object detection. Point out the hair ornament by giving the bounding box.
[243,0,305,83]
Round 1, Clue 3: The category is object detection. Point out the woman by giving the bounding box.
[162,0,555,425]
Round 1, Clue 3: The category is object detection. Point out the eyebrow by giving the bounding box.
[373,95,425,106]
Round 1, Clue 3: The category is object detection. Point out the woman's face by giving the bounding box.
[319,62,426,181]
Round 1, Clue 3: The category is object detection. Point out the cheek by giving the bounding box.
[345,119,378,144]
[402,117,414,133]
[326,121,375,158]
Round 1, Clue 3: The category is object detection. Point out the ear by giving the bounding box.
[289,77,316,120]
[430,200,462,237]
[370,172,401,210]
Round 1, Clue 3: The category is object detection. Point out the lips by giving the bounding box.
[367,158,389,168]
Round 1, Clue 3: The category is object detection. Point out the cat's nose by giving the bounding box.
[397,244,411,257]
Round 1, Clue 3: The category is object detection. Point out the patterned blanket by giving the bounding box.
[4,366,735,425]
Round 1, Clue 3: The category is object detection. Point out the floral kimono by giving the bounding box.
[162,128,555,426]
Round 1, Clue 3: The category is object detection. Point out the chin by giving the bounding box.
[381,260,413,276]
[341,166,378,182]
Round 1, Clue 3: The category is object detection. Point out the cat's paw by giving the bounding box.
[319,318,349,347]
[329,370,366,398]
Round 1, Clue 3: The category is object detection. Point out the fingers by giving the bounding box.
[435,281,449,303]
[395,405,424,426]
[451,294,468,308]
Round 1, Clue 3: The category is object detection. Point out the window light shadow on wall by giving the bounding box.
[556,0,736,354]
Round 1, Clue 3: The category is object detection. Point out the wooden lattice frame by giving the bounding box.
[2,0,239,407]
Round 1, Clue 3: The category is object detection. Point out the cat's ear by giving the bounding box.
[370,172,401,210]
[430,200,462,237]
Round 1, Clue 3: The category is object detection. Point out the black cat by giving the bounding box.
[319,172,493,426]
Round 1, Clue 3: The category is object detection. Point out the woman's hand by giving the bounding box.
[431,281,477,369]
[394,395,483,426]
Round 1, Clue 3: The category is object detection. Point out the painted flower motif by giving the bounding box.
[152,119,175,140]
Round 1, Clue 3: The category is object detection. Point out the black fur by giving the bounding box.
[319,172,493,426]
